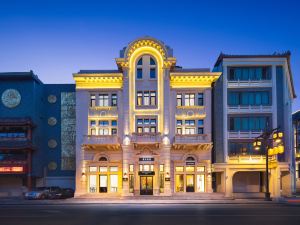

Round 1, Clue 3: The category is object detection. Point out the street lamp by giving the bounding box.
[253,129,284,201]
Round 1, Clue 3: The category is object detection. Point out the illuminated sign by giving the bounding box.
[0,166,24,173]
[139,157,154,162]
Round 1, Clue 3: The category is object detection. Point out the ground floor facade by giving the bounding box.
[75,143,213,197]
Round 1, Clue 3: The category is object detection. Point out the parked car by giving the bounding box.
[24,187,49,200]
[47,186,63,199]
[60,188,74,199]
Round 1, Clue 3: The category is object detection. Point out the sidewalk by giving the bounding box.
[0,197,287,205]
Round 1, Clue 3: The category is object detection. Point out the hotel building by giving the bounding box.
[74,37,221,197]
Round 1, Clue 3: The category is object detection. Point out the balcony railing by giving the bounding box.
[228,131,263,139]
[174,134,210,144]
[228,105,272,113]
[83,135,120,145]
[227,79,272,88]
[131,132,162,144]
[175,105,206,118]
[88,106,118,117]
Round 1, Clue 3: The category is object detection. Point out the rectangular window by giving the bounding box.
[177,128,182,134]
[111,128,117,135]
[110,166,118,172]
[111,120,117,126]
[150,91,156,106]
[185,94,195,106]
[99,121,109,126]
[159,173,164,191]
[90,128,96,135]
[89,175,97,193]
[198,93,204,106]
[177,120,182,126]
[175,166,184,172]
[137,68,143,79]
[150,68,156,79]
[137,127,143,133]
[177,94,182,106]
[99,166,107,172]
[185,128,195,134]
[150,127,156,133]
[99,94,109,106]
[196,174,205,192]
[159,165,164,172]
[129,164,134,172]
[89,166,97,172]
[137,119,143,125]
[137,92,143,106]
[90,120,96,127]
[111,94,117,106]
[197,166,205,172]
[144,91,150,106]
[175,174,184,192]
[99,128,109,135]
[90,94,96,107]
[229,117,269,131]
[186,166,195,172]
[228,67,271,81]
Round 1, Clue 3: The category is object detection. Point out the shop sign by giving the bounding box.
[186,161,195,165]
[139,157,154,162]
[0,166,24,173]
[138,171,155,176]
[165,177,171,181]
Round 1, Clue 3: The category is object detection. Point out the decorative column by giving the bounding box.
[206,160,213,193]
[162,142,172,196]
[122,143,132,196]
[224,168,233,198]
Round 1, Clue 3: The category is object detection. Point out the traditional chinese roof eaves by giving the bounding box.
[0,71,43,84]
[0,117,35,127]
[213,52,296,98]
[0,140,35,150]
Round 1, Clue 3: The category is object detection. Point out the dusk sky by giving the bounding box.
[1,0,299,111]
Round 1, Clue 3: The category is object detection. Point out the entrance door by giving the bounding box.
[186,174,195,192]
[140,176,153,195]
[99,175,107,193]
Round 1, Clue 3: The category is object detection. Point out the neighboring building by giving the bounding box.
[213,53,296,198]
[293,110,300,193]
[0,72,75,197]
[74,37,221,197]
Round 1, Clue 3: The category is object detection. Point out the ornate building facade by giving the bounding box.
[74,37,221,197]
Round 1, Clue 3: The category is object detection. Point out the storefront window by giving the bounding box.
[129,174,134,193]
[139,164,154,171]
[159,165,164,172]
[110,174,118,192]
[175,174,184,192]
[196,174,205,192]
[89,175,97,193]
[159,173,164,192]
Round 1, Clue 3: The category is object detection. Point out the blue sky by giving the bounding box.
[0,0,299,111]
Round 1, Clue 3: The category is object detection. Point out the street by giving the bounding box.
[0,203,300,225]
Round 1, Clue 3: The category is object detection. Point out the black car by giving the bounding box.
[47,186,63,199]
[60,188,74,199]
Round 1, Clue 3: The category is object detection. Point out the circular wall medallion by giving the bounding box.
[48,162,57,170]
[1,89,21,108]
[48,117,57,126]
[48,139,57,148]
[47,95,57,104]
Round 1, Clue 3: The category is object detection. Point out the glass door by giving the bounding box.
[186,174,195,192]
[99,175,107,193]
[140,176,153,195]
[175,174,184,192]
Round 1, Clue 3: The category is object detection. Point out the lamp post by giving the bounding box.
[253,128,284,201]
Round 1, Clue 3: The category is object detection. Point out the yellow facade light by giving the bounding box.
[278,145,284,154]
[253,140,261,150]
[273,146,279,155]
[273,131,283,143]
[268,148,274,156]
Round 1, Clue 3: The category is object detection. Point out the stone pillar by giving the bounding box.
[206,161,213,193]
[122,143,132,196]
[75,145,87,197]
[225,169,233,198]
[161,143,171,196]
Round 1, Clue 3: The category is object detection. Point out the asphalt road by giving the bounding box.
[0,203,300,225]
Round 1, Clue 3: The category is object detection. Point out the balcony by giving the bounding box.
[174,134,210,144]
[131,132,162,144]
[228,131,263,139]
[228,105,272,114]
[83,135,120,145]
[227,155,267,164]
[227,80,272,88]
[175,106,205,118]
[88,106,118,117]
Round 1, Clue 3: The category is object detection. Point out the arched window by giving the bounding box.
[136,55,156,79]
[99,156,108,162]
[186,156,195,161]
